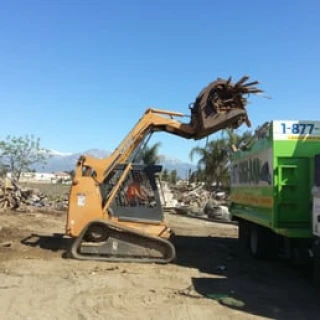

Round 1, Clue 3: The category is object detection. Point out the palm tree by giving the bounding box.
[189,138,229,189]
[139,142,162,165]
[189,129,254,190]
[222,129,253,153]
[169,169,178,184]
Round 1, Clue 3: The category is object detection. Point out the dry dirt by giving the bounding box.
[0,210,319,320]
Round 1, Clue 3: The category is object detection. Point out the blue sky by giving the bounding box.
[0,0,319,163]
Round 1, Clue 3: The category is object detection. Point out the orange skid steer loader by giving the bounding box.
[65,76,263,263]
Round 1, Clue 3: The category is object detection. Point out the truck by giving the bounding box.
[230,120,320,279]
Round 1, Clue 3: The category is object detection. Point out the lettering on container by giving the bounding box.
[232,149,272,186]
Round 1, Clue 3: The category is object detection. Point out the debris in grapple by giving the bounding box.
[190,75,263,139]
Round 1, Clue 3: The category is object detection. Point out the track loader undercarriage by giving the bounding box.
[70,219,175,263]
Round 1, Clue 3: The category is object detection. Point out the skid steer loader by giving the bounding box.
[66,76,263,263]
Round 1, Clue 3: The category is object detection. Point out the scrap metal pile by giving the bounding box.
[191,75,263,139]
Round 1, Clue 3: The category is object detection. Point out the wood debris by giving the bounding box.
[0,178,68,212]
[190,75,264,139]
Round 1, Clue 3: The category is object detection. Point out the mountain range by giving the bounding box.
[35,149,197,179]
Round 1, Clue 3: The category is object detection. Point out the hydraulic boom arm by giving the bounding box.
[75,75,263,183]
[76,108,198,183]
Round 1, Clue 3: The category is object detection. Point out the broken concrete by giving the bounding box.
[159,181,231,221]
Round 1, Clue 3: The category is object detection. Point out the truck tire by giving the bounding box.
[313,239,320,287]
[313,256,320,287]
[249,225,267,259]
[238,220,249,253]
[292,246,311,267]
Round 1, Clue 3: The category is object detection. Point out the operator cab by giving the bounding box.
[100,164,164,223]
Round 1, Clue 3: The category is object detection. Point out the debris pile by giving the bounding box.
[173,183,212,208]
[161,181,231,221]
[0,178,69,212]
[203,200,230,220]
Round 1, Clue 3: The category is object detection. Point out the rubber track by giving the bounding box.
[69,219,176,264]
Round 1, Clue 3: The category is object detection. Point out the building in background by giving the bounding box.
[6,171,71,184]
[54,171,72,184]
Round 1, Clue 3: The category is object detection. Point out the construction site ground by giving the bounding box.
[0,210,319,320]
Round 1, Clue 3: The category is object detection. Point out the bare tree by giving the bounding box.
[0,135,50,182]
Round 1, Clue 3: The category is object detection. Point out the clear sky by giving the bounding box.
[0,0,319,162]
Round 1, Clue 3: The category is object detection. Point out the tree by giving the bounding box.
[66,170,75,179]
[139,142,162,165]
[222,129,253,153]
[189,169,202,183]
[0,163,10,178]
[189,129,254,190]
[189,138,229,189]
[169,169,178,184]
[0,135,50,181]
[161,168,169,182]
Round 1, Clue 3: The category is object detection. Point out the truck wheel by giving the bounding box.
[249,225,266,259]
[238,220,249,253]
[313,239,320,287]
[313,256,320,287]
[292,246,311,267]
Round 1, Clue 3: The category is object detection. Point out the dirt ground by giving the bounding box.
[0,210,319,320]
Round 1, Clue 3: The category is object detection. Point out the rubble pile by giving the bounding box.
[0,178,69,212]
[161,181,231,221]
[173,184,212,208]
[0,175,230,220]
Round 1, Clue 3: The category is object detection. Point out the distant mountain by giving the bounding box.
[35,149,197,179]
[34,149,110,173]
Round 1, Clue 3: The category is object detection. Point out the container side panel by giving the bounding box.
[272,120,320,237]
[276,157,310,228]
[231,137,274,228]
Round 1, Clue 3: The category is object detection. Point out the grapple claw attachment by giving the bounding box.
[190,75,263,139]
